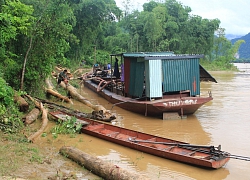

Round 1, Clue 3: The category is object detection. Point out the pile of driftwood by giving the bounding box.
[17,66,116,142]
[15,93,148,179]
[50,66,114,118]
[14,66,148,179]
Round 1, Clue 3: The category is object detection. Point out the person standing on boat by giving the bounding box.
[120,63,124,82]
[107,63,111,70]
[113,58,120,78]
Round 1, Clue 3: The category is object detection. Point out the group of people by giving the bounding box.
[58,58,122,87]
[93,58,121,78]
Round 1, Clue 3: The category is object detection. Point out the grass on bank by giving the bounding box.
[0,132,43,177]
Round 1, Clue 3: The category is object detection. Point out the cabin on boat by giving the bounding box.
[110,52,216,100]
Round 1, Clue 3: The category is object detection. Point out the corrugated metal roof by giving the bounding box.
[122,52,204,60]
[199,65,217,83]
[123,52,174,58]
[144,54,204,60]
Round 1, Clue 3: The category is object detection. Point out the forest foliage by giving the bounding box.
[0,0,244,94]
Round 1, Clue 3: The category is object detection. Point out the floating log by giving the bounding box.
[60,146,148,180]
[24,107,40,125]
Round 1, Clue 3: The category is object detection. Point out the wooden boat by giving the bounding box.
[83,52,217,118]
[49,110,230,169]
[84,79,213,117]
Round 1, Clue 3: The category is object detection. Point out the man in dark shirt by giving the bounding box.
[57,69,68,88]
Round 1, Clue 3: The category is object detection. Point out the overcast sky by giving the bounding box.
[115,0,250,35]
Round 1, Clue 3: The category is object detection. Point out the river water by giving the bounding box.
[45,63,250,180]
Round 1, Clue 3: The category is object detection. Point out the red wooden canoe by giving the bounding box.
[49,110,230,169]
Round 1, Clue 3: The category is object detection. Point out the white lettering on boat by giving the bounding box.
[163,99,198,107]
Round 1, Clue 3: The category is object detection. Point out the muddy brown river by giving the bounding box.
[37,63,250,180]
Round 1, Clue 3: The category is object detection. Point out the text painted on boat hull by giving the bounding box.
[163,99,198,107]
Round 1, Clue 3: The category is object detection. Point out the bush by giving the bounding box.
[0,77,24,133]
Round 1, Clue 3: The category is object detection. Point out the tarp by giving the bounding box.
[199,65,217,83]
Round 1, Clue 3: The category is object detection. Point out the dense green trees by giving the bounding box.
[0,0,34,90]
[0,0,243,94]
[210,28,245,68]
[0,76,23,132]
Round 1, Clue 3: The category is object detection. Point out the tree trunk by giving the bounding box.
[45,87,73,104]
[46,78,115,121]
[60,146,149,180]
[25,95,48,142]
[24,107,40,125]
[60,82,112,114]
[14,93,29,112]
[21,37,33,90]
[45,78,73,104]
[27,102,48,143]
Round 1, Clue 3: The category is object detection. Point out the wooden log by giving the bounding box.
[25,94,40,108]
[27,102,48,142]
[63,82,116,120]
[60,146,149,180]
[45,78,73,104]
[24,107,40,125]
[45,78,54,89]
[60,82,105,111]
[45,87,73,104]
[55,66,63,72]
[14,94,29,112]
[46,76,115,121]
[32,97,114,122]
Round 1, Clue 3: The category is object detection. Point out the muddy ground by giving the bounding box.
[0,119,101,180]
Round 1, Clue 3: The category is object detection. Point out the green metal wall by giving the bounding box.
[128,59,145,97]
[162,58,200,96]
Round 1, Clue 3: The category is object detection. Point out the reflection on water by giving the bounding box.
[43,63,250,180]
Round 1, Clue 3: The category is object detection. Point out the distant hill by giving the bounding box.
[226,34,243,40]
[231,33,250,59]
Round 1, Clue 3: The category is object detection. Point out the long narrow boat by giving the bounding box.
[84,78,213,117]
[49,110,230,169]
[83,52,217,118]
